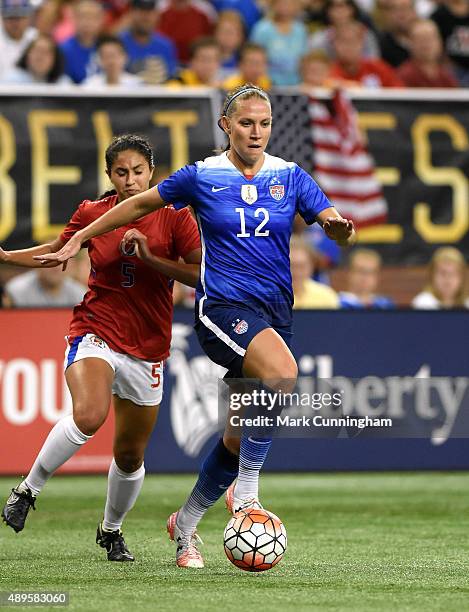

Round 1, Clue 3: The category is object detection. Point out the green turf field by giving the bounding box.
[1,473,468,612]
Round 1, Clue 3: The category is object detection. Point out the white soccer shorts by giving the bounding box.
[64,333,164,406]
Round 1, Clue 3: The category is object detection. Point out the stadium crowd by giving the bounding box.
[0,0,467,87]
[0,0,467,310]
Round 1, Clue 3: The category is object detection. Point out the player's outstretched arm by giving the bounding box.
[317,207,356,246]
[34,187,166,265]
[0,238,66,268]
[122,229,201,288]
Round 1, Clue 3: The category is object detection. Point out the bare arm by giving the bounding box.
[35,187,166,264]
[0,238,65,268]
[142,251,200,288]
[316,207,356,247]
[122,229,201,288]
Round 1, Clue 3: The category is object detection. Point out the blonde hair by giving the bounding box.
[221,83,270,119]
[290,235,318,267]
[349,248,382,268]
[216,9,245,33]
[427,247,468,306]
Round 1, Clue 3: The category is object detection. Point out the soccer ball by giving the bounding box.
[223,508,287,572]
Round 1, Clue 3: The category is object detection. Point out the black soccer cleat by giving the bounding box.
[1,485,36,533]
[96,522,135,562]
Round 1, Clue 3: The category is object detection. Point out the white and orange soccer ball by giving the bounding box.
[223,508,287,572]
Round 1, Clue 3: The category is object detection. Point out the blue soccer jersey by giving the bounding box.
[157,152,332,315]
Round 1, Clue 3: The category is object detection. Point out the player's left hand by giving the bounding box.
[122,229,153,263]
[323,217,355,246]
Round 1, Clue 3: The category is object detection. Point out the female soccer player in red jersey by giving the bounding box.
[34,85,356,569]
[1,134,201,562]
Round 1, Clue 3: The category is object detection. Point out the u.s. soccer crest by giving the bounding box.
[232,319,249,334]
[269,184,285,201]
[241,184,257,205]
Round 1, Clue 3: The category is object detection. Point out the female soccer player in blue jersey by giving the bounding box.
[37,84,355,568]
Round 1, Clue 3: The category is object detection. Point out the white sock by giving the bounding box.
[102,459,145,532]
[22,415,92,496]
[234,437,272,502]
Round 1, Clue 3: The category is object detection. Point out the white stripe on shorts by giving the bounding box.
[199,314,246,357]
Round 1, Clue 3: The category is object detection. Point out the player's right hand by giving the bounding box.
[33,233,82,265]
[122,229,153,263]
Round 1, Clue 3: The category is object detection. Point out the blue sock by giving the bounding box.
[234,436,272,501]
[177,438,239,535]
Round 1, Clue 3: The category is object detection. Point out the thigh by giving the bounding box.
[65,358,114,434]
[242,327,297,389]
[113,397,159,460]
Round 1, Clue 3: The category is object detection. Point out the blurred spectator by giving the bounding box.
[2,33,72,84]
[339,248,395,308]
[309,0,380,59]
[83,35,142,87]
[290,236,339,309]
[330,21,404,87]
[305,0,329,35]
[36,0,76,43]
[211,0,262,33]
[215,10,245,79]
[36,0,130,41]
[293,215,341,284]
[378,0,417,67]
[119,0,177,84]
[3,266,86,308]
[223,42,271,90]
[299,48,333,88]
[412,247,469,308]
[0,0,37,78]
[102,0,132,33]
[168,36,220,85]
[432,0,469,85]
[158,0,216,64]
[398,19,458,86]
[60,0,104,83]
[251,0,308,85]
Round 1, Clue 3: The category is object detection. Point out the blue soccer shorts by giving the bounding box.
[195,300,293,379]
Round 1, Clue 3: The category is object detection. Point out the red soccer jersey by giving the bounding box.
[158,2,215,63]
[330,59,404,88]
[59,194,200,361]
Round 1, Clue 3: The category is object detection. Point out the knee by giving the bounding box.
[114,449,144,473]
[73,405,106,436]
[223,435,240,456]
[266,358,298,394]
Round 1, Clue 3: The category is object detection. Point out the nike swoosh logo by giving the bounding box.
[212,186,229,192]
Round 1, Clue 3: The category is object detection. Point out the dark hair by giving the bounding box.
[239,42,267,62]
[17,34,64,83]
[324,0,358,21]
[96,34,127,55]
[105,134,155,174]
[189,36,220,61]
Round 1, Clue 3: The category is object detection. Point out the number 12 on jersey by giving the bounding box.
[235,208,270,238]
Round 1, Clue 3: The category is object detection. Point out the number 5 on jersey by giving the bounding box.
[121,262,136,287]
[235,208,270,238]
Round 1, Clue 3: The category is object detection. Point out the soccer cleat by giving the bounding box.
[225,480,263,515]
[96,522,135,562]
[1,485,36,533]
[166,511,204,569]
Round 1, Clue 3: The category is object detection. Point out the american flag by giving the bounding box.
[309,90,388,228]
